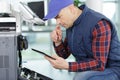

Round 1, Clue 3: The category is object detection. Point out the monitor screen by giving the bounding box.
[28,1,44,19]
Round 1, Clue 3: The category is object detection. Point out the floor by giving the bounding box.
[22,60,76,80]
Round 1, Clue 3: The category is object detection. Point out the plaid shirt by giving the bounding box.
[54,20,111,72]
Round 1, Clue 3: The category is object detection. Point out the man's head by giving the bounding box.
[43,0,73,20]
[43,0,81,28]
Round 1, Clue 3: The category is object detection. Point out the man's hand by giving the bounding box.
[45,55,69,70]
[50,26,62,46]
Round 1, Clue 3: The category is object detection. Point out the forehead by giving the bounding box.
[55,7,69,19]
[55,9,63,19]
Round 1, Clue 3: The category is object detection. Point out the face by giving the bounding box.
[55,6,74,29]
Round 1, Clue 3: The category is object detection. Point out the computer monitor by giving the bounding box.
[28,1,44,19]
[19,2,44,24]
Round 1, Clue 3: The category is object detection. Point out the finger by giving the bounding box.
[56,25,60,30]
[58,32,62,40]
[50,31,58,42]
[52,55,60,59]
[57,30,62,37]
[56,27,62,41]
[53,31,58,41]
[56,26,61,34]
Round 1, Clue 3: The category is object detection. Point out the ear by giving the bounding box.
[68,4,75,14]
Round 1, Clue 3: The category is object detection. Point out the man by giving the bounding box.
[43,0,120,80]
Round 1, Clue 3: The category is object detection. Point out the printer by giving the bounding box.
[0,1,44,80]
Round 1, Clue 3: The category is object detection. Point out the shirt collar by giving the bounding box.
[73,4,89,26]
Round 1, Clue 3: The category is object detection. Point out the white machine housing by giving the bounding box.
[0,1,44,80]
[0,17,18,80]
